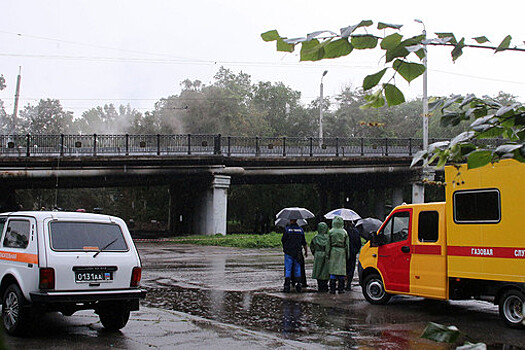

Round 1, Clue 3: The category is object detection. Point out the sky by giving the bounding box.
[1,0,524,119]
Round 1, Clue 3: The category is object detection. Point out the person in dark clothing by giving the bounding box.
[281,219,308,293]
[345,221,362,290]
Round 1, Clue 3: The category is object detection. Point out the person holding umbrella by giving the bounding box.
[345,221,362,290]
[281,218,308,293]
[310,222,330,292]
[326,216,350,294]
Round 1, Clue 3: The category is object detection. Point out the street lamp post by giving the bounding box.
[319,70,328,144]
[413,19,430,204]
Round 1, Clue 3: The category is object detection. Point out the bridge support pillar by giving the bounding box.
[392,187,404,207]
[195,175,231,236]
[412,183,424,204]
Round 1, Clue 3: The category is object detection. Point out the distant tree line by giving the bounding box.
[0,68,520,233]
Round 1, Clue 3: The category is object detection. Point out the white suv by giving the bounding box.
[0,211,146,336]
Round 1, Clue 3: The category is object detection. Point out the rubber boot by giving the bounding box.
[295,278,302,293]
[329,279,336,294]
[345,276,352,291]
[318,280,328,293]
[338,278,345,294]
[283,277,291,293]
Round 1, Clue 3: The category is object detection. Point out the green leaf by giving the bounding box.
[392,59,425,83]
[473,36,489,44]
[435,32,457,45]
[351,35,378,49]
[415,48,426,60]
[411,150,427,167]
[451,38,465,61]
[378,22,403,30]
[299,39,323,61]
[357,20,373,28]
[361,90,385,109]
[277,38,295,52]
[467,150,493,169]
[385,34,425,62]
[496,35,512,52]
[440,112,461,127]
[381,33,403,50]
[421,322,460,343]
[384,83,405,106]
[261,30,280,42]
[363,68,387,90]
[495,144,522,155]
[323,38,353,59]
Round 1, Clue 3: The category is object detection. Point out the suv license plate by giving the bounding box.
[75,271,113,283]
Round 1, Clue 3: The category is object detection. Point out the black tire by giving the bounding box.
[362,273,391,305]
[2,284,30,336]
[499,289,525,329]
[99,304,130,331]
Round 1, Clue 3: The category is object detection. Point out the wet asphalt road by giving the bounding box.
[4,242,525,349]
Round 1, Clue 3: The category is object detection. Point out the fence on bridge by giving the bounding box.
[0,134,504,158]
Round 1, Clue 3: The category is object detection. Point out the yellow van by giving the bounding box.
[358,159,525,328]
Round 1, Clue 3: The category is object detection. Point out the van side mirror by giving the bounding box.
[369,231,386,247]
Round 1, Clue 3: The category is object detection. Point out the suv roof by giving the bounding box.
[0,211,118,222]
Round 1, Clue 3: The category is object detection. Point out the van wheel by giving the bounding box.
[99,303,130,331]
[499,290,525,329]
[362,273,391,305]
[2,284,30,336]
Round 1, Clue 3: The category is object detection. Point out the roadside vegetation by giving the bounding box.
[168,231,316,249]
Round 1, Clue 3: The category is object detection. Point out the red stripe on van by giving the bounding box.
[448,246,525,259]
[412,245,441,255]
[0,251,38,264]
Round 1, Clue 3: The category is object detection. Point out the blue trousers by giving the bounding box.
[284,254,301,278]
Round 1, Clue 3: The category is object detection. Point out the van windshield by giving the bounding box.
[49,221,128,252]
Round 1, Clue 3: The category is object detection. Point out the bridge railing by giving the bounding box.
[0,133,494,158]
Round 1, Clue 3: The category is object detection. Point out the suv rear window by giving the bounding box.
[49,222,128,251]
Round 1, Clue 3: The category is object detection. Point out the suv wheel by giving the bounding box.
[99,303,130,330]
[2,284,29,336]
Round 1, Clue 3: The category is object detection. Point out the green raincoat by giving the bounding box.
[310,222,329,280]
[326,216,350,276]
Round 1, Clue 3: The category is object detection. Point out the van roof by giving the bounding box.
[0,211,118,222]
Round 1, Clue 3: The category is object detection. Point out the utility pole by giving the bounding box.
[12,66,22,133]
[319,70,328,146]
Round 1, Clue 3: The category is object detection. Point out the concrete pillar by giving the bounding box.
[197,175,231,236]
[392,187,404,208]
[374,189,386,220]
[412,183,425,204]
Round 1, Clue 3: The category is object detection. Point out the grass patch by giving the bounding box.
[169,231,316,249]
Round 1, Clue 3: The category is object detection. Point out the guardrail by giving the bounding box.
[0,134,504,158]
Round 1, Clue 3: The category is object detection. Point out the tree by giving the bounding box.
[19,99,74,134]
[74,104,141,134]
[262,21,525,168]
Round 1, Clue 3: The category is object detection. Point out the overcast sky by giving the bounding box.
[1,0,524,118]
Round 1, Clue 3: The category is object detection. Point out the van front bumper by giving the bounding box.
[30,288,147,304]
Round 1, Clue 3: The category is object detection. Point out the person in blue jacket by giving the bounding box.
[281,219,308,293]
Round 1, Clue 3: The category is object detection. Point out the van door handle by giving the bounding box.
[401,246,410,253]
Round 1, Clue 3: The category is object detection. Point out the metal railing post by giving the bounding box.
[93,134,97,156]
[26,134,30,157]
[408,138,412,156]
[309,137,313,157]
[187,134,191,155]
[157,134,161,155]
[335,137,339,157]
[125,134,129,156]
[60,134,64,157]
[360,138,364,156]
[385,138,389,156]
[214,134,221,155]
[227,136,231,156]
[255,136,259,156]
[282,137,286,157]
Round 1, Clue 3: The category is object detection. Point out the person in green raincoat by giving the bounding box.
[326,216,350,294]
[310,222,329,292]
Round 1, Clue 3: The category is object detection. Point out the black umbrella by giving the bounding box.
[355,217,383,240]
[275,207,315,220]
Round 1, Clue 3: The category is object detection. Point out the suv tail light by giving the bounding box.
[130,267,142,287]
[39,268,55,290]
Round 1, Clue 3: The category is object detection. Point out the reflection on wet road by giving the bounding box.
[139,243,525,349]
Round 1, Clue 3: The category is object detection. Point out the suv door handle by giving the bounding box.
[401,246,410,253]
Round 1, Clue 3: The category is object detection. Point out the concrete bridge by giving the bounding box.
[0,134,436,235]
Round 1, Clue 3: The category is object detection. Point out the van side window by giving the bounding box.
[379,211,410,244]
[3,220,30,249]
[454,189,500,223]
[418,211,439,242]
